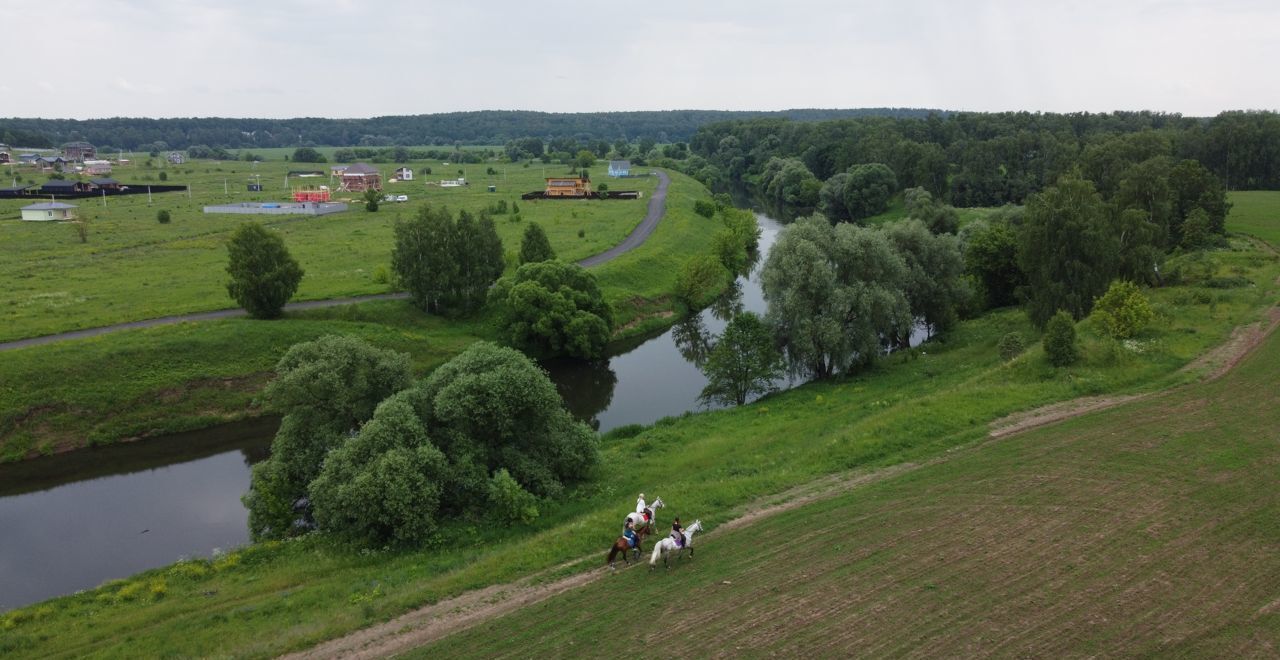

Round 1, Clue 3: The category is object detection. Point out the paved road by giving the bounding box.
[576,170,669,268]
[0,171,672,352]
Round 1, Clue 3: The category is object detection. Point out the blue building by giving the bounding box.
[607,160,631,177]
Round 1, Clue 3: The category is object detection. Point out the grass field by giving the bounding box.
[1225,191,1280,247]
[0,165,717,459]
[1,204,1274,656]
[0,156,660,341]
[419,322,1280,657]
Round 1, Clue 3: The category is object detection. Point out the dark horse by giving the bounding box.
[607,525,650,569]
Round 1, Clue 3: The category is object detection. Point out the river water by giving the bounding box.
[0,212,918,611]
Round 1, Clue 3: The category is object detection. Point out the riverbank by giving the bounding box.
[2,207,1275,654]
[0,169,719,462]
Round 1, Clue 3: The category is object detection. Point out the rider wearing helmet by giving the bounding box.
[623,519,638,549]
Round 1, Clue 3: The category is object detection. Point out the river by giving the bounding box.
[0,212,921,611]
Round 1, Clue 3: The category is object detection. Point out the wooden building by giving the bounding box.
[39,179,92,195]
[90,177,122,191]
[339,163,382,192]
[61,141,96,162]
[0,144,10,164]
[394,166,413,181]
[544,175,592,197]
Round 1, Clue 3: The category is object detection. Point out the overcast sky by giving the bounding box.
[4,0,1276,119]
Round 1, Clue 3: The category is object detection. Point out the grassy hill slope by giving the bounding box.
[419,317,1280,657]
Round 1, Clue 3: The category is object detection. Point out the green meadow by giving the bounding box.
[0,194,1275,657]
[0,163,716,460]
[0,156,666,342]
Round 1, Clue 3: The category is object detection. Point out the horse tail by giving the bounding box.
[649,540,663,566]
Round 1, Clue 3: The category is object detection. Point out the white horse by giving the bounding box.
[649,519,703,569]
[625,496,663,533]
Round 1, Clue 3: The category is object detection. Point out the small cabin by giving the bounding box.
[90,177,122,191]
[394,167,413,181]
[545,175,591,197]
[608,160,631,177]
[339,163,382,192]
[0,144,10,164]
[21,202,78,221]
[167,152,185,164]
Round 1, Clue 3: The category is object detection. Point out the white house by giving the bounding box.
[84,160,112,175]
[167,152,185,165]
[21,202,78,221]
[394,166,413,181]
[608,160,631,177]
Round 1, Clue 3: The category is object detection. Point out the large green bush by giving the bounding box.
[1091,280,1154,339]
[1043,310,1079,367]
[224,222,304,319]
[488,260,613,359]
[675,254,730,309]
[243,336,412,540]
[309,394,448,546]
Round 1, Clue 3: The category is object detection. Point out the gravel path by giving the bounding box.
[0,171,672,353]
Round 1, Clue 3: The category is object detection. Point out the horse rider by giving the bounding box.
[671,517,686,548]
[622,520,639,549]
[635,493,652,526]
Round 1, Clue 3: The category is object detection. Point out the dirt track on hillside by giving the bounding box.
[285,305,1280,659]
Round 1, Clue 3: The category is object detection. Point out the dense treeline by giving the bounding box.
[685,110,1280,202]
[0,108,936,151]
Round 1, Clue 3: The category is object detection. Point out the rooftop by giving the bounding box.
[23,202,78,210]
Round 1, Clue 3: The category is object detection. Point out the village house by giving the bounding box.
[394,166,413,181]
[21,202,78,221]
[61,141,96,162]
[35,155,69,170]
[83,160,112,175]
[0,144,11,164]
[339,163,382,192]
[39,179,92,195]
[544,175,592,197]
[18,153,40,165]
[608,160,631,177]
[167,151,185,165]
[90,177,122,191]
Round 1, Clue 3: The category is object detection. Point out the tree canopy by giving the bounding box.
[225,222,304,319]
[519,222,556,264]
[392,206,504,315]
[488,260,614,359]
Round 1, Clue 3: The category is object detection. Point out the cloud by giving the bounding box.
[3,0,1278,118]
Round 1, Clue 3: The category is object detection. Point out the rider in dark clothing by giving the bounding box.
[623,520,638,548]
[671,517,685,548]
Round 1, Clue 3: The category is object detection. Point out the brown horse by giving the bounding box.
[606,525,650,569]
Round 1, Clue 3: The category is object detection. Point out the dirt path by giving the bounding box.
[988,306,1280,439]
[0,172,672,353]
[286,304,1280,659]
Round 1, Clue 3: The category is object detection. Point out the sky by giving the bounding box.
[3,0,1277,119]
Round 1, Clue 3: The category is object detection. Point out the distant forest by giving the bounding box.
[0,108,940,151]
[683,110,1280,200]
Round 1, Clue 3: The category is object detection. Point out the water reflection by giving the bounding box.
[551,213,788,433]
[671,315,714,368]
[541,358,618,430]
[0,418,276,611]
